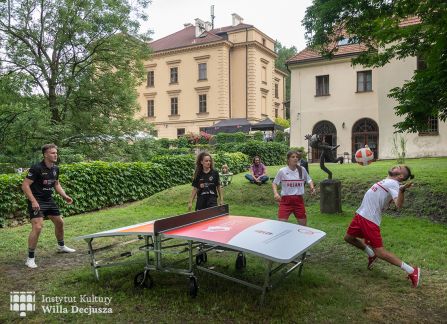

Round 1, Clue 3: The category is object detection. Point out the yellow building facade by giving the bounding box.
[135,14,286,138]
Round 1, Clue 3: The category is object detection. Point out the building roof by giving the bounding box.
[288,16,421,65]
[149,23,254,52]
[398,16,421,27]
[287,43,368,64]
[251,118,284,131]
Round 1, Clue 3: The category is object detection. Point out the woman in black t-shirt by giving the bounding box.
[188,152,223,211]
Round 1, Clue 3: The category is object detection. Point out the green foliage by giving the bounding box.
[158,138,171,149]
[215,141,289,166]
[275,41,297,102]
[391,135,408,164]
[213,152,250,174]
[253,131,264,141]
[0,163,16,174]
[303,0,447,132]
[274,117,290,128]
[0,0,153,158]
[274,131,285,142]
[289,147,308,160]
[0,152,249,226]
[214,132,247,144]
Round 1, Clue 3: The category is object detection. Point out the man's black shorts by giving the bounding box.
[27,199,61,219]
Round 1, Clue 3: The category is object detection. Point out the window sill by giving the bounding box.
[169,82,179,85]
[168,114,180,118]
[197,79,208,82]
[196,112,209,116]
[418,132,439,136]
[146,85,155,88]
[315,94,330,97]
[355,90,373,93]
[147,116,156,119]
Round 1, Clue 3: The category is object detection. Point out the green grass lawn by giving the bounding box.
[1,158,446,322]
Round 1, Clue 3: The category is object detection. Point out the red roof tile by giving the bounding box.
[149,23,254,53]
[287,43,368,64]
[398,16,421,27]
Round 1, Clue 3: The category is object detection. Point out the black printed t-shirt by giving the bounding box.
[192,170,220,196]
[26,161,59,200]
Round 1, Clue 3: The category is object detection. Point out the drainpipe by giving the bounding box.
[245,28,248,119]
[229,46,231,118]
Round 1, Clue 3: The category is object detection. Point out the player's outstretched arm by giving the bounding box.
[395,182,413,209]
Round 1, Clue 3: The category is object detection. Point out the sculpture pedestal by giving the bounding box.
[320,179,342,214]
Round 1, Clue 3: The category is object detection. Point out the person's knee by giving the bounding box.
[373,247,386,259]
[344,234,353,243]
[51,216,64,227]
[32,222,44,233]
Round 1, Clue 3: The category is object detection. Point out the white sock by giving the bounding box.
[364,245,375,257]
[400,262,414,274]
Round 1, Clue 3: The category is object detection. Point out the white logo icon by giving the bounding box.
[10,291,36,317]
[203,226,230,232]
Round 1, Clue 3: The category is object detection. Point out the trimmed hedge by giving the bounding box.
[214,141,290,165]
[0,152,249,227]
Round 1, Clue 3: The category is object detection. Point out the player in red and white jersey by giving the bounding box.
[272,150,315,225]
[344,165,421,287]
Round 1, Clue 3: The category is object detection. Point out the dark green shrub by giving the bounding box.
[253,131,264,141]
[214,132,247,144]
[0,152,249,227]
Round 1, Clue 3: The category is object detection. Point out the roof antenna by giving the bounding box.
[211,5,215,29]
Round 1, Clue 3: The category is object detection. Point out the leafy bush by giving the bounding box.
[274,131,285,142]
[215,141,289,165]
[0,152,249,227]
[158,138,170,149]
[253,131,264,141]
[274,117,290,128]
[214,132,247,144]
[0,163,16,174]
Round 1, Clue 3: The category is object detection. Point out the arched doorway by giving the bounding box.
[352,118,379,161]
[311,120,337,162]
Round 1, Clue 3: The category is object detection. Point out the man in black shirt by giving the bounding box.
[22,144,75,268]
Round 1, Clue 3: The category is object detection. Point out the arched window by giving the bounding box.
[352,118,379,161]
[311,120,337,162]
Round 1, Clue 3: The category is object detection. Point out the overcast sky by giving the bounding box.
[142,0,314,50]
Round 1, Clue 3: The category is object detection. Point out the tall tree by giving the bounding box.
[275,41,297,119]
[0,0,152,144]
[303,0,447,132]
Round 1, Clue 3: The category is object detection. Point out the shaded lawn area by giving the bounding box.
[1,158,446,322]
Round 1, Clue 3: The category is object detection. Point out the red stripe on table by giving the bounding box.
[164,215,265,244]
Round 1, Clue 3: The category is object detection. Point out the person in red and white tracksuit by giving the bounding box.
[272,150,315,225]
[344,165,421,287]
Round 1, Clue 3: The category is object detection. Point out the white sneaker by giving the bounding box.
[25,258,38,268]
[57,245,76,253]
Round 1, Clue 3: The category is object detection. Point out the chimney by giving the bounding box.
[231,13,243,26]
[183,23,193,28]
[194,18,206,37]
[204,21,212,31]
